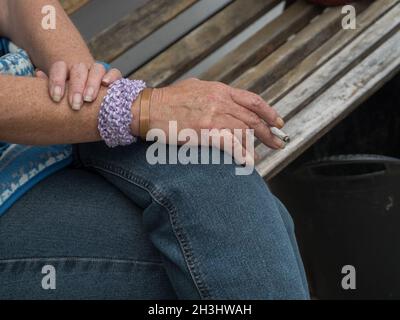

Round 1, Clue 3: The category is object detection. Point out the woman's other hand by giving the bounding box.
[36,61,122,110]
[135,78,286,164]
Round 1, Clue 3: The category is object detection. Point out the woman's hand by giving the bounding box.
[135,78,286,164]
[36,61,122,110]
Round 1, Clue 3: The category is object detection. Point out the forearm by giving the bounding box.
[2,0,93,73]
[0,75,142,145]
[0,75,102,145]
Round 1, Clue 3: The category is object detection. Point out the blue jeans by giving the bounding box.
[0,141,309,299]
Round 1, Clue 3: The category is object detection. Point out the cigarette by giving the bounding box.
[271,127,290,143]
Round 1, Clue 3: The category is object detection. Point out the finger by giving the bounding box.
[225,103,284,150]
[49,61,68,102]
[218,129,255,167]
[68,63,89,110]
[102,68,123,86]
[230,88,284,129]
[83,63,106,102]
[203,114,255,166]
[35,70,48,80]
[213,115,258,160]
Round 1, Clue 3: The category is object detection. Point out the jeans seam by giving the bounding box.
[81,159,212,299]
[0,257,164,266]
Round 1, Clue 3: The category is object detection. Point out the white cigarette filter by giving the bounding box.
[271,127,290,143]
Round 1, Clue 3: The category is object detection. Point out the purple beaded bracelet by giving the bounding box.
[98,78,147,147]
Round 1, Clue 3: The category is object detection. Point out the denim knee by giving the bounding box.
[150,162,309,299]
[75,142,309,299]
[155,161,276,215]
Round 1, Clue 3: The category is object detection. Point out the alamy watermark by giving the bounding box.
[144,121,256,176]
[41,264,56,290]
[341,265,356,290]
[342,5,357,30]
[41,5,56,30]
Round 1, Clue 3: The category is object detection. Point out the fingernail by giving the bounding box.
[53,86,62,102]
[84,87,94,102]
[102,77,110,85]
[276,117,285,129]
[72,93,82,110]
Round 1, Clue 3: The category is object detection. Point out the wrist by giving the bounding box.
[131,87,166,138]
[98,79,145,147]
[131,94,141,137]
[147,87,166,131]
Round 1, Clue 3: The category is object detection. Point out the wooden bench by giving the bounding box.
[62,0,400,180]
[60,0,89,14]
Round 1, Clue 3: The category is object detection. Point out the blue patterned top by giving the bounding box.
[0,38,73,215]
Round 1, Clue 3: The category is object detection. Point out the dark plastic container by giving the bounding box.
[270,154,400,299]
[269,73,400,299]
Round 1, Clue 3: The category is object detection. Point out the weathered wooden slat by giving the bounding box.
[256,30,400,180]
[231,2,368,93]
[88,0,197,63]
[200,0,321,83]
[110,0,232,76]
[263,0,399,106]
[60,0,89,14]
[130,0,281,87]
[271,3,400,122]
